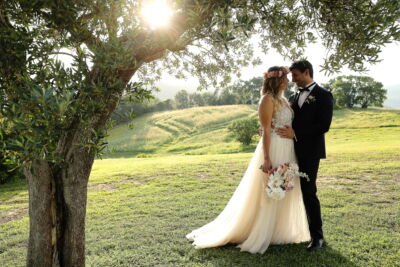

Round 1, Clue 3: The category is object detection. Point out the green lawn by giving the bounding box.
[1,107,399,266]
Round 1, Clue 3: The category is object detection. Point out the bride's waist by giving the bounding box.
[270,127,291,135]
[270,131,294,141]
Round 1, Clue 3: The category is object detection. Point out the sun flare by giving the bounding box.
[141,0,173,29]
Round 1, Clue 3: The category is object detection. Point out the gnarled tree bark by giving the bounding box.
[24,160,54,267]
[24,148,93,267]
[23,66,135,266]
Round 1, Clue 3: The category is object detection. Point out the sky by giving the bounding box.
[57,37,400,108]
[154,41,400,108]
[243,41,400,86]
[56,1,399,108]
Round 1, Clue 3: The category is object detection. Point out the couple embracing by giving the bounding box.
[186,60,334,253]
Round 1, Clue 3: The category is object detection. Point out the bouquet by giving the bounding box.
[260,162,309,200]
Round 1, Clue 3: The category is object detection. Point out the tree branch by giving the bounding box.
[39,5,102,52]
[125,1,230,67]
[0,0,12,27]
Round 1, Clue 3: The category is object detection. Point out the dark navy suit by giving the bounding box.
[289,84,333,240]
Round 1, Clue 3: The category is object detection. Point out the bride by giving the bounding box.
[186,66,310,254]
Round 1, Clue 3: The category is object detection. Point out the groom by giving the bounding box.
[277,60,333,251]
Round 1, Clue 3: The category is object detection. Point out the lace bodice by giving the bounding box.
[271,104,294,135]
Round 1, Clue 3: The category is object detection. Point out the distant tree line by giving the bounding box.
[174,77,265,108]
[111,77,266,125]
[111,75,387,126]
[325,75,387,108]
[173,74,387,110]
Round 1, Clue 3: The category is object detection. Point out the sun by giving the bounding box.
[141,0,173,29]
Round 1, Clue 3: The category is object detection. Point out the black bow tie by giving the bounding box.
[298,82,316,93]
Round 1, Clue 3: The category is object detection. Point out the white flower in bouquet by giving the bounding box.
[273,171,281,180]
[286,173,295,182]
[288,162,299,171]
[268,175,283,189]
[262,162,309,200]
[283,174,295,191]
[266,186,285,200]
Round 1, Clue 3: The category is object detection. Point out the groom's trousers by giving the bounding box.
[298,158,324,240]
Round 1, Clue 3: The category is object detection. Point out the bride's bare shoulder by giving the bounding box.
[259,94,274,106]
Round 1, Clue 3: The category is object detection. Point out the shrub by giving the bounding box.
[0,154,21,184]
[228,116,259,145]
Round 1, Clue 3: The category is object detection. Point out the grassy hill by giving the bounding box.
[105,105,400,157]
[1,106,399,266]
[104,105,259,157]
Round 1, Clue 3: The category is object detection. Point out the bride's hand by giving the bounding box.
[261,159,272,173]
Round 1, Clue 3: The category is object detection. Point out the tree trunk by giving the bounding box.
[23,68,136,266]
[25,160,54,267]
[24,147,94,267]
[54,148,93,267]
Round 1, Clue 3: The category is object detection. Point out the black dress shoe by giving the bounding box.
[307,239,324,251]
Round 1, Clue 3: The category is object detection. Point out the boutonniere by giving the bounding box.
[304,95,316,104]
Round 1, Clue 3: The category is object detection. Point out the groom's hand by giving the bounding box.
[277,125,295,139]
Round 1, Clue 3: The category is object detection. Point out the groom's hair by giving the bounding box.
[289,60,313,78]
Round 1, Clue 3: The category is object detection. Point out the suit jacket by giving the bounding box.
[289,84,334,160]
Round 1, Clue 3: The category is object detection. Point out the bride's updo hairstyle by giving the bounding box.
[261,66,289,112]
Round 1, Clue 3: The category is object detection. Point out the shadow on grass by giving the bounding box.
[0,177,28,193]
[99,141,258,159]
[0,176,27,198]
[189,242,356,267]
[98,150,156,159]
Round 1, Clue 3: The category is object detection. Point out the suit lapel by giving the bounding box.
[292,92,301,110]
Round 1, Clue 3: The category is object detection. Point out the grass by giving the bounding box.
[1,106,399,266]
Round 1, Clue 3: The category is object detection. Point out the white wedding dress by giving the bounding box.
[186,104,310,254]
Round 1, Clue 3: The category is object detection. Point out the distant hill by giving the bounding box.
[105,105,258,157]
[104,105,400,158]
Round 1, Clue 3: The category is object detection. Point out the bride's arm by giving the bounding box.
[258,95,274,173]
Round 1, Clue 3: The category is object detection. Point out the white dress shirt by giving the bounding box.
[298,82,317,108]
